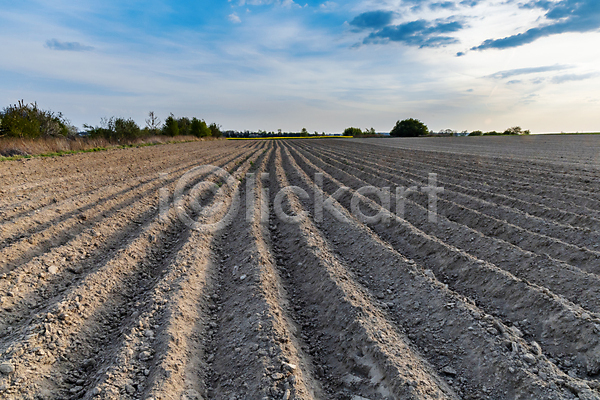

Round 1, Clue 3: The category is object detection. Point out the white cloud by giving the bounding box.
[228,13,242,23]
[319,1,338,12]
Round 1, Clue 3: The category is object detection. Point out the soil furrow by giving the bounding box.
[200,144,319,400]
[0,141,247,218]
[85,143,271,400]
[284,141,600,380]
[351,136,600,177]
[0,145,252,347]
[323,140,600,216]
[302,141,600,260]
[279,142,599,399]
[2,137,599,400]
[0,144,250,268]
[0,145,263,399]
[271,143,457,399]
[292,141,600,314]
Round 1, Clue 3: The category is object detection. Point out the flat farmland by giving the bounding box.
[1,137,600,400]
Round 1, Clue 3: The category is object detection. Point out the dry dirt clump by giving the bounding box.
[1,136,600,399]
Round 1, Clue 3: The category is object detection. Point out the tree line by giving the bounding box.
[0,101,221,141]
[345,118,531,137]
[84,112,221,141]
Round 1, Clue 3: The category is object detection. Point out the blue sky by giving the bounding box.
[1,0,599,133]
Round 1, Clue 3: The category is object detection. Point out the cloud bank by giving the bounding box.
[349,10,395,30]
[487,65,572,79]
[45,39,93,52]
[472,0,600,50]
[363,19,463,47]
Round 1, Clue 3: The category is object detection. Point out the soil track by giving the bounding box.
[1,137,600,399]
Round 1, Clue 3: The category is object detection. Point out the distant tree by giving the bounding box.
[145,111,161,135]
[367,127,376,135]
[177,117,192,136]
[502,126,531,135]
[343,127,363,136]
[209,123,222,138]
[162,114,179,137]
[484,131,500,135]
[85,117,140,141]
[113,118,141,140]
[190,118,210,137]
[390,118,429,137]
[503,126,522,135]
[300,127,308,136]
[0,100,72,138]
[470,130,483,136]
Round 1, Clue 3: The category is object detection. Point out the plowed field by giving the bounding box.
[2,137,600,400]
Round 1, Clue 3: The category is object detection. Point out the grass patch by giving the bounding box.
[0,135,206,162]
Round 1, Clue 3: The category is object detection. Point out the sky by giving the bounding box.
[0,0,599,133]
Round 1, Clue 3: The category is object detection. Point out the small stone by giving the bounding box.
[182,389,202,400]
[487,327,499,335]
[124,384,136,394]
[282,362,297,372]
[139,351,153,361]
[0,362,15,375]
[582,313,591,320]
[240,274,247,281]
[69,386,83,394]
[91,387,102,396]
[510,326,523,337]
[523,353,536,365]
[272,372,285,380]
[144,329,154,338]
[68,265,82,274]
[48,265,59,275]
[442,366,457,376]
[282,389,291,400]
[531,341,542,356]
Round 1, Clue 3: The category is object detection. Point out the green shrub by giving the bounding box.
[162,114,179,137]
[0,101,72,138]
[470,130,483,136]
[84,117,141,141]
[343,127,363,136]
[113,118,141,140]
[177,117,192,136]
[209,123,222,138]
[390,118,428,137]
[503,126,523,135]
[191,118,211,137]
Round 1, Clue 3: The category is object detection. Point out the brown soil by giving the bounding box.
[1,137,600,400]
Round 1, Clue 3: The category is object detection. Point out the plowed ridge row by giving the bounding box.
[1,138,599,400]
